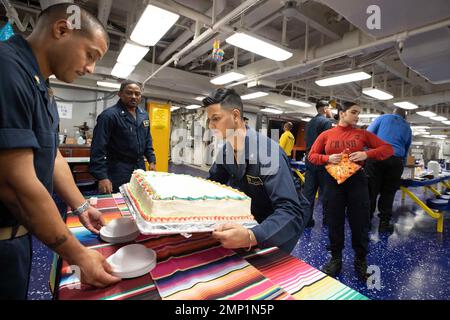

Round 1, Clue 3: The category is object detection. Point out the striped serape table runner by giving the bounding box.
[52,194,367,300]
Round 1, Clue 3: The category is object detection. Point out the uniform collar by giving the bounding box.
[116,100,146,122]
[8,35,47,92]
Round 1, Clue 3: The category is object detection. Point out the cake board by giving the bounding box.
[120,184,258,235]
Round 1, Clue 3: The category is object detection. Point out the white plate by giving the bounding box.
[100,217,140,243]
[106,244,157,279]
[100,233,139,244]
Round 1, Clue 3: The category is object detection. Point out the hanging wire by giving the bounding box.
[54,91,118,104]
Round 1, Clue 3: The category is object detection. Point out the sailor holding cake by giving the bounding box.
[203,88,308,253]
[89,80,156,194]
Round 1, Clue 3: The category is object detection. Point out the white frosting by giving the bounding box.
[141,171,248,200]
[129,170,253,221]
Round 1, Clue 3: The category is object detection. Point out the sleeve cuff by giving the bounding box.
[0,128,40,150]
[250,225,267,247]
[365,150,376,159]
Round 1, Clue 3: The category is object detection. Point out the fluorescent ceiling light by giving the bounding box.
[170,106,180,112]
[241,91,269,100]
[393,101,419,110]
[363,87,394,100]
[301,117,312,122]
[117,42,150,66]
[416,111,437,117]
[429,135,447,139]
[195,96,206,101]
[130,5,179,46]
[411,126,430,129]
[285,99,312,108]
[97,81,121,89]
[261,108,283,114]
[226,32,293,62]
[111,62,135,79]
[359,114,380,119]
[442,121,450,125]
[210,71,246,85]
[185,105,202,110]
[315,71,371,87]
[430,116,447,121]
[49,75,56,79]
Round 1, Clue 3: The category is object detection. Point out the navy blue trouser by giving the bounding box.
[324,170,371,258]
[303,159,327,224]
[365,156,404,222]
[108,159,146,193]
[0,234,32,300]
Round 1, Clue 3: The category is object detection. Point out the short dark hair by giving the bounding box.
[38,3,109,46]
[243,117,249,121]
[120,80,141,92]
[202,88,244,119]
[284,122,293,130]
[316,99,329,111]
[394,107,407,119]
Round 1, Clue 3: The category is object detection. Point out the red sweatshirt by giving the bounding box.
[308,125,394,166]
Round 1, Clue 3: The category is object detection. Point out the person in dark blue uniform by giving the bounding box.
[303,100,334,227]
[0,4,120,299]
[203,88,307,253]
[89,81,156,194]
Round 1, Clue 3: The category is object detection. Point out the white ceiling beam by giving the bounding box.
[97,0,113,27]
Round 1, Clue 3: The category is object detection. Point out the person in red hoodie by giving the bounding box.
[308,101,393,280]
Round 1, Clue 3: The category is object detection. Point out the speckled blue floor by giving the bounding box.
[28,165,450,300]
[292,190,450,300]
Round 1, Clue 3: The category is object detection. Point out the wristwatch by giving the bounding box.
[70,201,90,216]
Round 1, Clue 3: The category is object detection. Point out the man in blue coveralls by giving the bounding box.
[303,100,334,227]
[203,88,307,253]
[0,4,120,299]
[89,81,156,194]
[366,108,412,233]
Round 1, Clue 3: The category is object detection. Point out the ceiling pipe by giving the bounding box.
[157,0,227,63]
[141,0,262,89]
[394,90,450,106]
[97,0,113,27]
[176,0,285,67]
[227,17,450,88]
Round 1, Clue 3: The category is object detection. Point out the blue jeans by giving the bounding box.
[303,159,327,224]
[0,234,32,299]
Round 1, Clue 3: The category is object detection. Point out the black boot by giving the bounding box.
[322,255,342,277]
[354,256,368,281]
[378,219,394,234]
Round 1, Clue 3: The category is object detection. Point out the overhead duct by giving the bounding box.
[399,27,450,84]
[40,0,73,10]
[317,0,450,38]
[394,90,450,106]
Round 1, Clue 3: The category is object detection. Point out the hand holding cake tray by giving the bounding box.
[120,170,258,235]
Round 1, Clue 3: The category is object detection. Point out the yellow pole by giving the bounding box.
[147,101,171,173]
[426,186,441,197]
[294,169,305,183]
[400,187,443,233]
[442,180,450,189]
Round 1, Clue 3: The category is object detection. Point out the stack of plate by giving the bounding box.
[106,244,157,279]
[100,217,140,244]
